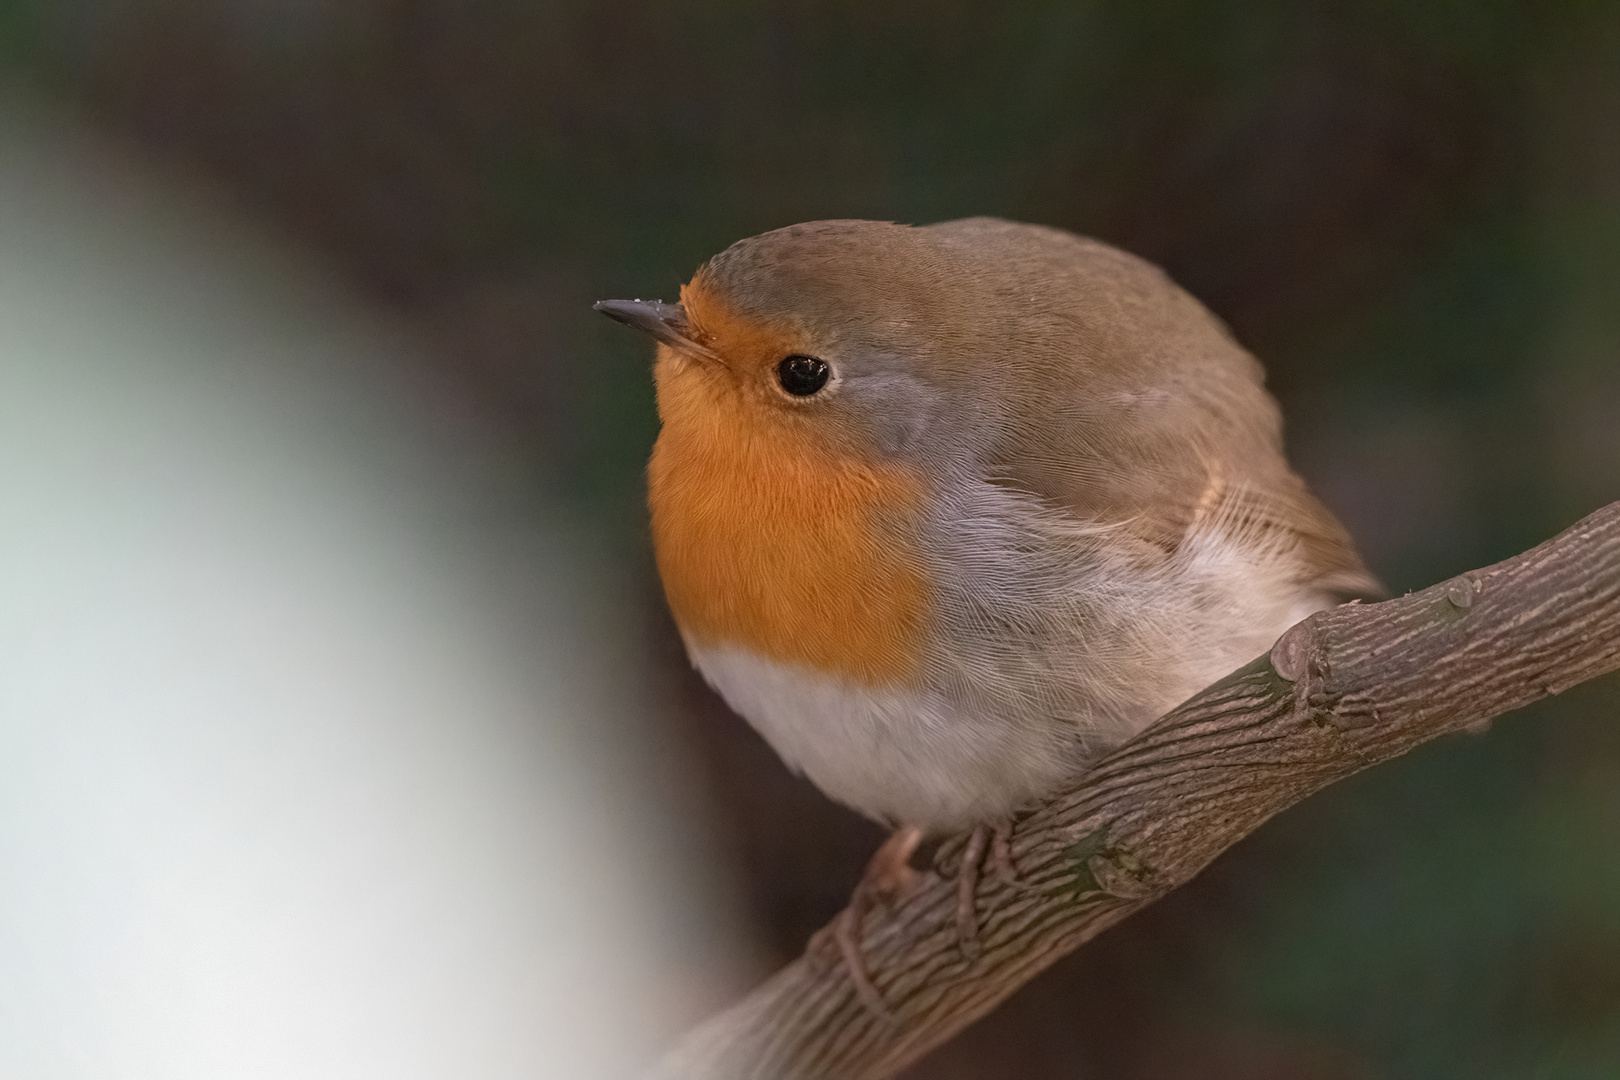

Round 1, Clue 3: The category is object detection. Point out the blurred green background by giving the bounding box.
[4,2,1618,1076]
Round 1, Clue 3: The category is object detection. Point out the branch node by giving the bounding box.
[1088,847,1154,899]
[1445,575,1479,609]
[1270,619,1312,682]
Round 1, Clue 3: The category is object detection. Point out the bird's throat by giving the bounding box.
[648,359,927,687]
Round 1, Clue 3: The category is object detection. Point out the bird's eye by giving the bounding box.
[777,355,830,397]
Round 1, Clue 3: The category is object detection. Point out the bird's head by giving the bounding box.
[597,219,1000,472]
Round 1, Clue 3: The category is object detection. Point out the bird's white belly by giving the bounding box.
[685,642,1084,830]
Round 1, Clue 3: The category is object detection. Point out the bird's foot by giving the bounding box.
[936,817,1023,959]
[809,825,922,1022]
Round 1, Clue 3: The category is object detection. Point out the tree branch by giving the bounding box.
[648,501,1620,1080]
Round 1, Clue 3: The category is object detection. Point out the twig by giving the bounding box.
[647,501,1620,1080]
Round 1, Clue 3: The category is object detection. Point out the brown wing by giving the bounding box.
[927,218,1381,603]
[1177,470,1385,602]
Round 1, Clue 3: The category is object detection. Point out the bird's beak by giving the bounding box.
[593,299,724,365]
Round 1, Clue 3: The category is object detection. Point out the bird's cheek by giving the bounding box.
[845,379,937,461]
[868,410,929,458]
[653,351,736,429]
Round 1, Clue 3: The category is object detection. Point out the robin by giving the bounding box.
[596,218,1378,1014]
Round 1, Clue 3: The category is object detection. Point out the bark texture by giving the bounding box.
[648,501,1620,1080]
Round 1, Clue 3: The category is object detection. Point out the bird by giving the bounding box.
[595,217,1379,1014]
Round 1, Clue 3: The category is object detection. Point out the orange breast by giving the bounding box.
[647,347,928,686]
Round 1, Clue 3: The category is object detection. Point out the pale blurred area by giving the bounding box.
[0,104,749,1080]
